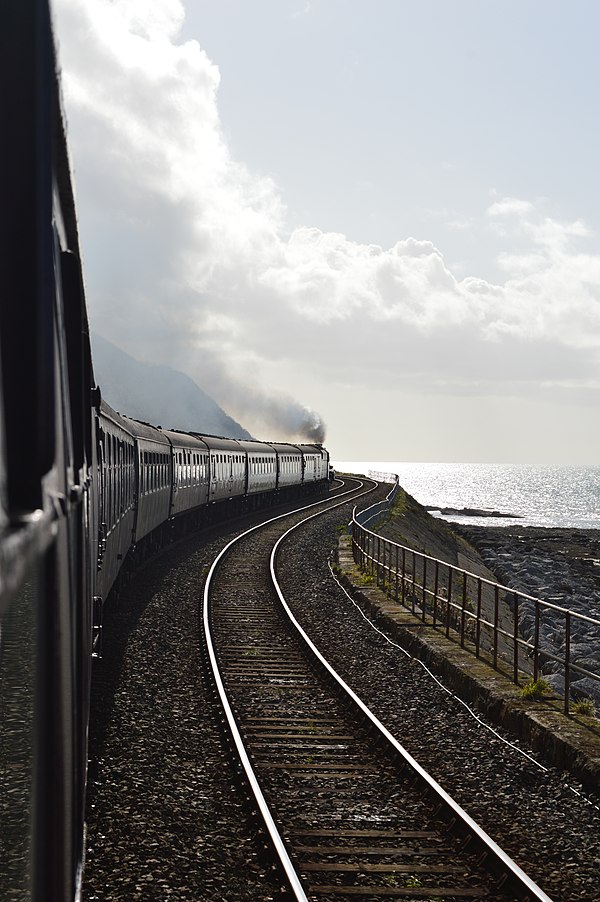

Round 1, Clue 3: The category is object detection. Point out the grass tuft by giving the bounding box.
[572,698,596,717]
[521,677,550,700]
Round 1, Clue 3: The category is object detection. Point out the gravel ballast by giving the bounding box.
[83,525,286,901]
[83,490,600,901]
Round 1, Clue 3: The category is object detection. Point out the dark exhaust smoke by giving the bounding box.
[266,398,326,443]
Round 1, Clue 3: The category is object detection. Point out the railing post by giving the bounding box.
[401,547,406,608]
[422,558,427,622]
[533,602,540,683]
[385,539,390,594]
[513,592,519,685]
[564,612,571,716]
[446,567,453,638]
[433,561,439,627]
[394,544,399,603]
[493,584,499,670]
[460,571,467,648]
[360,524,365,569]
[411,550,417,614]
[475,578,482,657]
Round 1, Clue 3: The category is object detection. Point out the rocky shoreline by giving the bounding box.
[452,523,600,702]
[427,506,520,519]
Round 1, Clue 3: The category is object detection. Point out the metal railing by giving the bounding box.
[351,512,600,716]
[353,476,399,530]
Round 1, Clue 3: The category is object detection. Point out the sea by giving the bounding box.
[331,461,600,531]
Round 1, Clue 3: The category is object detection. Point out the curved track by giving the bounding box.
[203,480,553,901]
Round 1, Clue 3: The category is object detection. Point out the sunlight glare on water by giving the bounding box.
[332,462,600,530]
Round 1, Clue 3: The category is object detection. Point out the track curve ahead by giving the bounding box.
[203,480,553,901]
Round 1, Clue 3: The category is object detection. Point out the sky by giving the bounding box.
[53,0,600,463]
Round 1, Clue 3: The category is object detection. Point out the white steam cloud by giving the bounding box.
[53,0,600,449]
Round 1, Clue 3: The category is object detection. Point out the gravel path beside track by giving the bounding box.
[83,492,600,901]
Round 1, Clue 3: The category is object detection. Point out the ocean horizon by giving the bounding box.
[332,461,600,530]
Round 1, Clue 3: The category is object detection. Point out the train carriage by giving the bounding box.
[162,429,210,517]
[0,4,96,895]
[128,420,172,543]
[269,442,304,489]
[299,444,329,483]
[240,441,278,495]
[196,436,246,503]
[96,403,136,601]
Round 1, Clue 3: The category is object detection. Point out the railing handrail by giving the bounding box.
[350,503,600,716]
[353,513,600,629]
[352,475,399,529]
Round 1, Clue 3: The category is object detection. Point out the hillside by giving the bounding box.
[91,334,252,439]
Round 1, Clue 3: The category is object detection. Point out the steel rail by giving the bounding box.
[269,512,555,902]
[202,478,378,901]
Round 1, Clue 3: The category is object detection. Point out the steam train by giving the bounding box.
[0,4,329,900]
[95,402,329,645]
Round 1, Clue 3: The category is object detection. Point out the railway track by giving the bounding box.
[203,478,553,901]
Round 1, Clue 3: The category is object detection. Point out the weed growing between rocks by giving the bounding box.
[521,677,550,700]
[572,698,596,718]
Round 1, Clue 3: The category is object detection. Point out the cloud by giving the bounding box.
[487,196,534,218]
[53,0,600,444]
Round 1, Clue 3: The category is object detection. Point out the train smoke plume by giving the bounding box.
[177,347,327,443]
[264,398,326,444]
[221,382,327,443]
